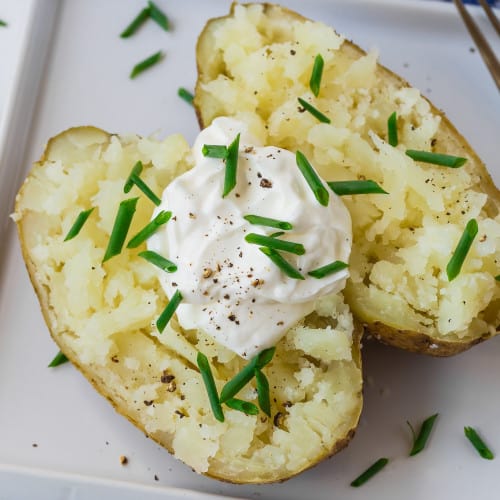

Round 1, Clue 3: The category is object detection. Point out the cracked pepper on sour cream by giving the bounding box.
[148,117,352,358]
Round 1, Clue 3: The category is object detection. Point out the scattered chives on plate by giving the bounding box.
[350,458,389,487]
[48,351,69,368]
[130,50,164,79]
[407,413,439,456]
[464,426,494,460]
[178,87,194,105]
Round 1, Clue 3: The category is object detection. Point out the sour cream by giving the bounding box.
[148,117,352,358]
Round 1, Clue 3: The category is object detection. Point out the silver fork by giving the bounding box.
[453,0,500,90]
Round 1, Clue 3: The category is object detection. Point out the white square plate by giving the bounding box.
[0,1,498,499]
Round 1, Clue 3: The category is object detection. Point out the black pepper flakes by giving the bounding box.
[260,178,273,188]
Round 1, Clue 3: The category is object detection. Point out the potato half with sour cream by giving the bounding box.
[14,126,363,483]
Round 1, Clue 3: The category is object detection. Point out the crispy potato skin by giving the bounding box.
[194,2,500,357]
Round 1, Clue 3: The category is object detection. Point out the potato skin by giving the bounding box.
[15,125,364,484]
[194,2,500,357]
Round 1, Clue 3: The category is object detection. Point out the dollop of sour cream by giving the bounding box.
[148,117,352,358]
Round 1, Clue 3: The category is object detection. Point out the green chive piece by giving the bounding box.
[297,97,331,124]
[148,1,169,31]
[328,180,388,196]
[387,111,398,147]
[130,50,163,79]
[296,151,330,206]
[178,87,194,105]
[464,426,494,460]
[269,231,285,238]
[245,233,305,255]
[48,351,69,368]
[156,289,182,333]
[0,19,7,27]
[197,352,224,422]
[243,215,292,231]
[255,369,271,417]
[219,347,276,403]
[124,161,143,192]
[259,247,305,280]
[127,210,171,248]
[222,133,240,197]
[446,219,478,281]
[138,250,177,273]
[124,161,161,206]
[495,275,500,281]
[350,458,389,487]
[225,398,259,416]
[102,198,139,262]
[308,260,348,279]
[309,54,324,97]
[202,144,228,159]
[120,7,149,37]
[64,208,94,241]
[406,149,467,168]
[407,413,439,456]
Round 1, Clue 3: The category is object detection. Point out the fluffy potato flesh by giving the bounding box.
[14,127,363,483]
[194,3,500,355]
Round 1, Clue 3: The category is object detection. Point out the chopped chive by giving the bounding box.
[255,369,271,417]
[309,54,324,97]
[138,250,177,272]
[48,351,69,368]
[243,214,292,231]
[64,208,94,241]
[120,7,149,37]
[130,50,163,79]
[148,1,169,31]
[464,426,494,460]
[308,260,348,279]
[406,149,467,168]
[0,19,7,27]
[219,347,275,403]
[350,458,389,487]
[225,398,259,416]
[407,413,438,456]
[245,233,305,255]
[495,275,500,281]
[327,180,388,196]
[387,111,398,147]
[124,161,143,192]
[197,352,224,422]
[296,151,330,206]
[124,161,161,206]
[202,144,228,159]
[297,97,331,124]
[178,87,194,105]
[223,133,240,197]
[269,231,285,238]
[446,219,478,281]
[156,289,182,333]
[127,210,171,248]
[102,198,139,262]
[259,247,305,280]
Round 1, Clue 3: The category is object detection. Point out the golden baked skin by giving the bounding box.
[194,2,500,356]
[14,126,363,483]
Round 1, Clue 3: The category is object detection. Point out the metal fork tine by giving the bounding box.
[453,0,500,90]
[478,0,500,37]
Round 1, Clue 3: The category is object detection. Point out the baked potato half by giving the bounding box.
[14,126,363,483]
[194,2,500,356]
